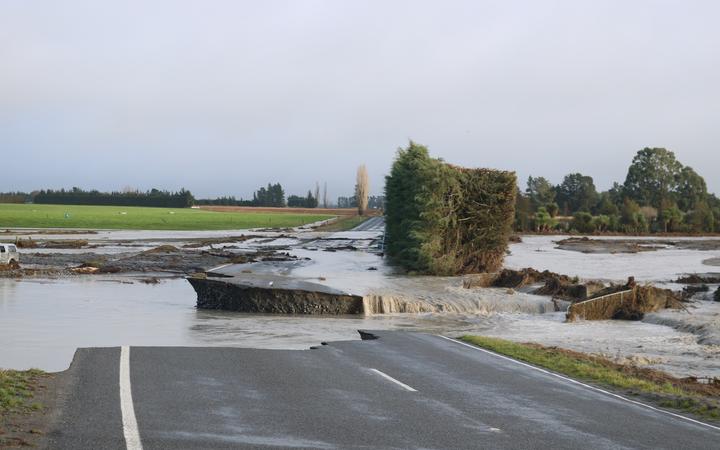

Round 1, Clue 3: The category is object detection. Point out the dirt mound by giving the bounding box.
[492,268,577,288]
[676,274,720,284]
[556,237,664,254]
[557,237,720,254]
[71,266,100,274]
[462,268,600,301]
[14,237,37,249]
[462,273,501,289]
[533,278,605,301]
[0,267,72,278]
[139,277,160,284]
[142,245,180,254]
[18,246,304,276]
[682,284,710,299]
[0,261,21,271]
[14,238,88,249]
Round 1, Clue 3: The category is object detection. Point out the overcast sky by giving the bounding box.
[1,0,718,199]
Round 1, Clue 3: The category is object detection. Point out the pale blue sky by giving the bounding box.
[1,0,718,199]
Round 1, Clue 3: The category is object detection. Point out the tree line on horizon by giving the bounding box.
[4,187,197,208]
[0,182,383,211]
[516,147,719,233]
[195,181,384,210]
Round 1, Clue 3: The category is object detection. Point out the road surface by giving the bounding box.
[350,216,384,232]
[47,331,718,449]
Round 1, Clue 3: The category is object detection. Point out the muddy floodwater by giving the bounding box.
[0,277,472,372]
[1,229,719,378]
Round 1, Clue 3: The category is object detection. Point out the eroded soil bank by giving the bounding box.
[188,275,364,314]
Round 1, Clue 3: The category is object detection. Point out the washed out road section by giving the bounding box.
[47,331,717,449]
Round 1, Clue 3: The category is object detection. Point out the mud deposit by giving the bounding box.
[704,257,720,267]
[4,246,300,277]
[557,236,720,254]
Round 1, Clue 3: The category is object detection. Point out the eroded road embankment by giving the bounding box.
[45,331,718,449]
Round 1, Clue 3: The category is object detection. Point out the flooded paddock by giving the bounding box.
[1,229,719,378]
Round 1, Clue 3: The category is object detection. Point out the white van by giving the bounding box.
[0,244,19,265]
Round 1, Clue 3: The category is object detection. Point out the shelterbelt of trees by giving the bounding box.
[195,183,385,209]
[516,148,719,234]
[1,183,384,210]
[2,188,196,208]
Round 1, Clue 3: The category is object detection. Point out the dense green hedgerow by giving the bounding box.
[384,142,516,275]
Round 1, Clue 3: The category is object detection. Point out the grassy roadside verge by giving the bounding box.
[314,215,370,232]
[1,369,45,415]
[459,336,720,422]
[1,369,51,447]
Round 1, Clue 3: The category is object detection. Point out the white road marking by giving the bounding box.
[120,346,143,450]
[207,263,232,272]
[368,368,417,392]
[438,335,720,433]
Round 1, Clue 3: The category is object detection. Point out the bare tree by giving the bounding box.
[355,165,369,216]
[314,181,320,208]
[322,182,328,208]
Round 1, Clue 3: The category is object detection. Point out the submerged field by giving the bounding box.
[0,203,332,230]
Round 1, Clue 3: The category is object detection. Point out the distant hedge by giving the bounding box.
[33,188,194,208]
[384,142,516,275]
[0,192,29,204]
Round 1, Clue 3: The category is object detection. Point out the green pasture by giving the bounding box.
[0,203,332,230]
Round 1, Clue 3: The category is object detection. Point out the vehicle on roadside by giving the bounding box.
[0,244,19,265]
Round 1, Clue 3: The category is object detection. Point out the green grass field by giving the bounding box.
[0,203,333,231]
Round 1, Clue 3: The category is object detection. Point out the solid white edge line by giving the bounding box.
[368,368,418,392]
[120,346,143,450]
[437,335,720,433]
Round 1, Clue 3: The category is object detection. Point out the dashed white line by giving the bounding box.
[368,368,417,392]
[207,263,232,272]
[120,346,143,450]
[438,335,720,433]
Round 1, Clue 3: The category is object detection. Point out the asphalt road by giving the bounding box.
[350,216,384,232]
[47,331,719,449]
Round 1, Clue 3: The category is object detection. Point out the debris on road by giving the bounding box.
[14,237,89,249]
